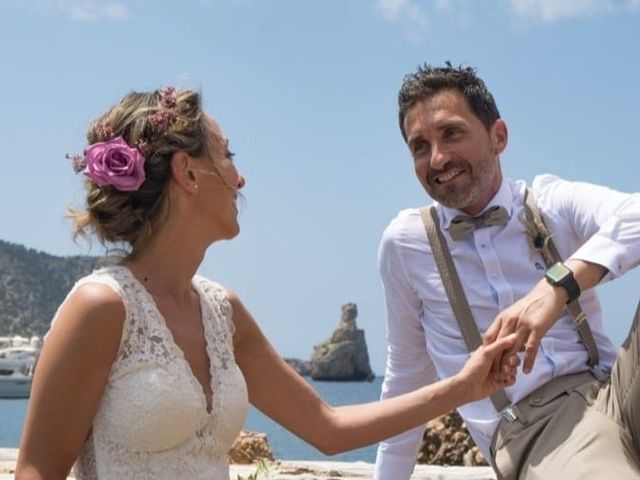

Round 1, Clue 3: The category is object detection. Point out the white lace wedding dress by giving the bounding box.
[59,265,249,479]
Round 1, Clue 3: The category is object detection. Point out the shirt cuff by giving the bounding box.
[569,233,628,281]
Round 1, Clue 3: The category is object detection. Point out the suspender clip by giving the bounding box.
[501,406,518,423]
[590,365,609,383]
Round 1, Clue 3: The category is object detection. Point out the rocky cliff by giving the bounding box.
[309,303,375,381]
[0,240,97,335]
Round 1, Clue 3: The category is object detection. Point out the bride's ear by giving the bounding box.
[170,152,199,194]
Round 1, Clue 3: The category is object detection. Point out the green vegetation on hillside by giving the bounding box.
[0,240,97,335]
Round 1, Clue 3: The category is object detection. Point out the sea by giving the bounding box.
[0,376,384,463]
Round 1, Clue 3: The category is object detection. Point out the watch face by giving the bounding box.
[547,262,571,282]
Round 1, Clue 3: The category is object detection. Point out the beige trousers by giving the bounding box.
[491,300,640,480]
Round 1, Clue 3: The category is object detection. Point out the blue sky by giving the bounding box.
[1,0,639,374]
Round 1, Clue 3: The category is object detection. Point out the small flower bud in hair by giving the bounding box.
[148,87,179,135]
[160,87,177,108]
[66,153,87,173]
[96,120,113,140]
[136,139,150,157]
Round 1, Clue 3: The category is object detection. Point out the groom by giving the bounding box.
[374,62,640,479]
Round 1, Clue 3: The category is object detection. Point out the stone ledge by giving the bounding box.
[235,460,496,479]
[1,449,497,479]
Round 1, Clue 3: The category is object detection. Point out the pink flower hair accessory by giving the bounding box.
[66,153,87,173]
[149,87,178,134]
[95,120,113,141]
[81,137,146,191]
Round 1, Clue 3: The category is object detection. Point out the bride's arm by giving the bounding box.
[230,290,517,455]
[15,284,124,480]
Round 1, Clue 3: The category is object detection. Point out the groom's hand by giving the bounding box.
[483,279,566,374]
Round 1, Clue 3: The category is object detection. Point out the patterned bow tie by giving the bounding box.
[448,205,509,241]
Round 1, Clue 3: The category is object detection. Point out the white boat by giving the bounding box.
[0,337,40,399]
[0,370,32,399]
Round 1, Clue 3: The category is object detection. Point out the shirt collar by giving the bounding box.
[439,178,513,230]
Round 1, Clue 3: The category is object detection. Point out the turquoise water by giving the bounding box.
[245,377,384,462]
[0,398,27,447]
[0,377,384,462]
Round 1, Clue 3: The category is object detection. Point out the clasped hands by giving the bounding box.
[459,278,567,402]
[483,277,569,379]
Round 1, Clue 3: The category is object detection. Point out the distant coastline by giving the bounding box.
[0,239,97,337]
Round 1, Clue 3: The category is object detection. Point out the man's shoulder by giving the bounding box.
[528,173,582,216]
[389,206,424,223]
[383,206,431,240]
[530,173,565,194]
[506,173,565,195]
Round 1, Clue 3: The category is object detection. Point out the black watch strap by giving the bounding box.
[545,262,581,303]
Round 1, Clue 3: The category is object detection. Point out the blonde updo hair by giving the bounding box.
[69,88,209,256]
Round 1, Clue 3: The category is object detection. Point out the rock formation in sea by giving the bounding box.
[308,303,375,381]
[228,430,274,464]
[283,358,312,376]
[417,411,487,466]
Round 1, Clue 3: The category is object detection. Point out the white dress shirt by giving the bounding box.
[374,174,640,480]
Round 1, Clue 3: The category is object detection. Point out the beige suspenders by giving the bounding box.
[419,189,602,416]
[421,206,511,412]
[521,189,600,368]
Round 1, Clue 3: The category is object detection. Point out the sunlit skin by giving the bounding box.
[403,89,508,215]
[188,116,246,241]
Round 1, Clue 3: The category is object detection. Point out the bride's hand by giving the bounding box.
[456,334,520,403]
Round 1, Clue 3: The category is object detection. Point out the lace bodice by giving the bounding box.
[63,265,249,479]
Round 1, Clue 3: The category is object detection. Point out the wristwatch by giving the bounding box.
[545,262,581,304]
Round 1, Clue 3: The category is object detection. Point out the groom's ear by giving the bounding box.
[491,119,508,155]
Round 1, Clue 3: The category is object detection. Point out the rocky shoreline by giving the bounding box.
[0,416,492,479]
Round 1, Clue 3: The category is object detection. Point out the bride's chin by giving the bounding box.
[226,223,241,240]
